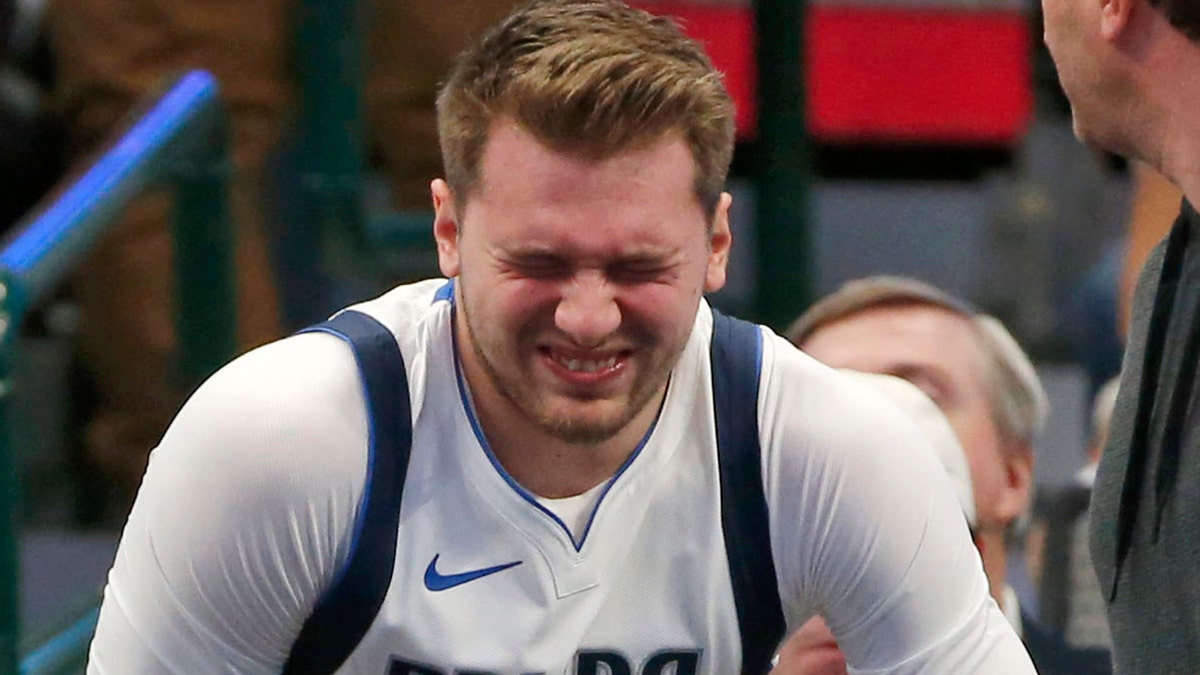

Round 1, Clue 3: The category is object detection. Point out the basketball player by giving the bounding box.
[86,2,1034,672]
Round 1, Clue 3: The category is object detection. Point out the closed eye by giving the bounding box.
[607,260,675,284]
[504,254,570,279]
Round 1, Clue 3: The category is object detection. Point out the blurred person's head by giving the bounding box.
[435,0,735,217]
[787,276,1048,608]
[1041,0,1200,173]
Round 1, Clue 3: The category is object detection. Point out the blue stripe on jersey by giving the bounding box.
[709,309,785,674]
[283,311,413,674]
[433,278,455,303]
[448,305,661,552]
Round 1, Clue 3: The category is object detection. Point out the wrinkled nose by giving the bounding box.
[555,271,621,347]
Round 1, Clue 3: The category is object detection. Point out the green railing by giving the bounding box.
[753,0,812,328]
[0,69,237,675]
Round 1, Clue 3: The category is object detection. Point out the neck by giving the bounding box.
[1147,95,1200,206]
[478,396,661,498]
[1126,16,1200,206]
[1158,142,1200,211]
[978,529,1009,611]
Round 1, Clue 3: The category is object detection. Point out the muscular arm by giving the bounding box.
[760,338,1033,673]
[86,334,369,673]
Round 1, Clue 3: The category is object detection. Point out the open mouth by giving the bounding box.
[553,354,618,373]
[541,347,628,382]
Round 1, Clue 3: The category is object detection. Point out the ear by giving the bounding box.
[704,191,734,293]
[995,443,1035,525]
[432,179,461,278]
[1100,0,1133,41]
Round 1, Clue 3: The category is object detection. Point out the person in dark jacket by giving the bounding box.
[1041,0,1200,670]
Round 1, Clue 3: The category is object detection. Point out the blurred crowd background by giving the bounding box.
[0,0,1169,662]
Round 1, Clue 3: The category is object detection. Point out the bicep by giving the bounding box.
[89,447,310,672]
[762,362,1025,670]
[774,428,986,660]
[87,337,367,673]
[773,437,1023,672]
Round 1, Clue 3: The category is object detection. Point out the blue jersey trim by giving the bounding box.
[449,311,660,552]
[710,309,784,674]
[433,278,455,303]
[298,323,378,591]
[283,311,412,675]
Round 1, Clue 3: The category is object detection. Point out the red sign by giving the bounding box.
[630,2,1033,146]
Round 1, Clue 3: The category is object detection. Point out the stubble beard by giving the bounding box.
[461,300,675,447]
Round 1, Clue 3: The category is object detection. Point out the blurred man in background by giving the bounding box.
[780,276,1111,674]
[1034,377,1118,650]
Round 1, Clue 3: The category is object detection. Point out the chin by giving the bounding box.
[1070,114,1088,143]
[535,402,634,446]
[1069,107,1101,145]
[1071,109,1139,160]
[539,417,628,446]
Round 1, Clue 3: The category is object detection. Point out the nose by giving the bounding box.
[554,270,621,347]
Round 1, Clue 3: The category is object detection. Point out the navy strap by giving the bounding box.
[283,310,413,674]
[710,309,786,674]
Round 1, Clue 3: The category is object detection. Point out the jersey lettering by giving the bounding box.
[387,660,545,675]
[641,650,701,675]
[387,649,701,674]
[576,651,632,675]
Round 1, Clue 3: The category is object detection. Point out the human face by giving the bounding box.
[1043,0,1098,140]
[799,305,1028,532]
[1041,0,1135,151]
[433,120,731,447]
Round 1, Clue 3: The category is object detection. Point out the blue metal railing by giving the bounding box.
[0,69,237,675]
[18,610,97,675]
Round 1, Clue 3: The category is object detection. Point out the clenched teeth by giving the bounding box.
[555,355,618,373]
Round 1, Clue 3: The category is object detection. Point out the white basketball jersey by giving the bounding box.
[87,278,1035,675]
[334,282,747,674]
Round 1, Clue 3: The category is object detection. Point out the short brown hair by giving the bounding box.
[788,276,1049,449]
[436,0,736,216]
[1148,0,1200,43]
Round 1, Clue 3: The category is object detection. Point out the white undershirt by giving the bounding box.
[536,482,607,539]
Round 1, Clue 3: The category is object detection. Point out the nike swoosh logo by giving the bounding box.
[423,554,522,592]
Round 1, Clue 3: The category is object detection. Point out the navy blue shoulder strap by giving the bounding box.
[283,310,413,674]
[710,309,787,674]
